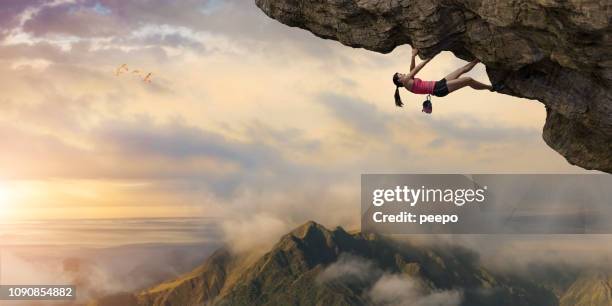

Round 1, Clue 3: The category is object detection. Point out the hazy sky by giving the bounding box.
[0,0,589,223]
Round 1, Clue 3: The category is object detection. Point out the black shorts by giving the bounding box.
[432,78,449,97]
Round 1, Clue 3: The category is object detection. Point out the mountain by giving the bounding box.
[94,221,560,306]
[560,272,612,306]
[255,0,612,173]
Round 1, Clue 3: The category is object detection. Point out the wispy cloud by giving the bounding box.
[317,254,463,306]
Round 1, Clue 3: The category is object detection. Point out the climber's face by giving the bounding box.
[393,73,406,87]
[398,73,411,84]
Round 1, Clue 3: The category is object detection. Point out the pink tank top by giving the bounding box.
[410,78,435,94]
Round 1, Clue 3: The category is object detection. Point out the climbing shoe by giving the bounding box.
[490,83,505,92]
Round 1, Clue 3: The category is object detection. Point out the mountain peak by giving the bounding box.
[106,221,560,306]
[289,220,331,239]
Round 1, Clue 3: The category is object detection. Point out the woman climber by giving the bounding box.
[393,48,503,113]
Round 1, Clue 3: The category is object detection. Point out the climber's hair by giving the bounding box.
[393,72,403,107]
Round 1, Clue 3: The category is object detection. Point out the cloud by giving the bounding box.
[216,181,361,253]
[94,117,280,167]
[426,114,538,148]
[317,254,463,306]
[0,114,315,182]
[318,92,391,136]
[317,253,381,284]
[1,242,219,305]
[0,1,44,37]
[140,32,205,50]
[368,274,462,306]
[22,2,124,38]
[1,0,362,83]
[0,249,115,304]
[221,213,289,254]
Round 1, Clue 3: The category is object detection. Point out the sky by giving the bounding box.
[0,0,589,225]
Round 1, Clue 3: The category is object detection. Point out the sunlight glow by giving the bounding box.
[0,184,12,217]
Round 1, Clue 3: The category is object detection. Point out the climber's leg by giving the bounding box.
[444,59,479,81]
[446,77,493,93]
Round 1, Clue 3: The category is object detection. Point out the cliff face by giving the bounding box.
[255,0,612,172]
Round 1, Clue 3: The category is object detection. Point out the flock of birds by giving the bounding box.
[115,64,153,83]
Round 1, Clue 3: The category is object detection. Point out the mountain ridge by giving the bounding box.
[91,221,590,306]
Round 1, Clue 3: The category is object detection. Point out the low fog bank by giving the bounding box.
[403,234,612,276]
[0,242,221,305]
[3,200,612,305]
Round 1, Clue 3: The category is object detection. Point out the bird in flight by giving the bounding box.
[143,72,153,83]
[114,64,153,84]
[115,64,129,76]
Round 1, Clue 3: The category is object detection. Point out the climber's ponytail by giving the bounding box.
[394,86,403,107]
[393,72,403,107]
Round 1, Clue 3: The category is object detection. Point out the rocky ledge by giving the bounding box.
[256,0,612,172]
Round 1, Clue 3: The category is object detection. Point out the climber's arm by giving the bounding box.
[410,48,418,71]
[407,57,433,79]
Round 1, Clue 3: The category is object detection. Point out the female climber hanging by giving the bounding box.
[393,48,503,113]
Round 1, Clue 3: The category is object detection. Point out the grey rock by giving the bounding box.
[255,0,612,172]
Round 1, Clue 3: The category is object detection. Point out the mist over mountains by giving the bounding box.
[91,221,612,306]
